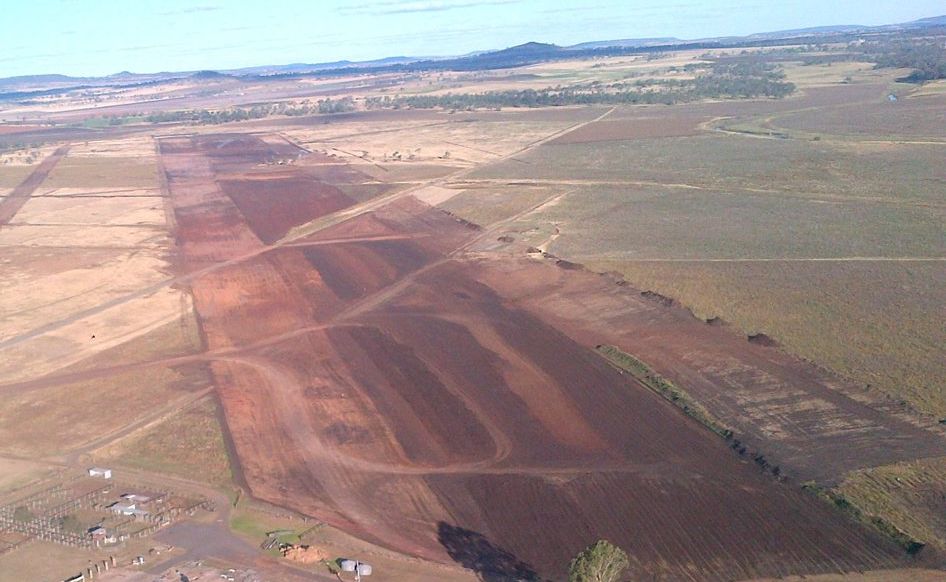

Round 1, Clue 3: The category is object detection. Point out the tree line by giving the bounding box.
[855,37,946,82]
[364,63,795,111]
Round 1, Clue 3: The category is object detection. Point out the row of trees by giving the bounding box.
[120,97,357,126]
[364,63,794,111]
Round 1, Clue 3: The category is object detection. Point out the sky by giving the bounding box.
[1,0,943,77]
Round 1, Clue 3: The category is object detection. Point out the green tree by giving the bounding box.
[12,506,33,522]
[58,514,85,535]
[568,540,629,582]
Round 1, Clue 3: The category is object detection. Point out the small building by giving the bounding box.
[88,526,107,540]
[87,467,112,479]
[64,575,85,582]
[121,493,152,504]
[108,501,139,516]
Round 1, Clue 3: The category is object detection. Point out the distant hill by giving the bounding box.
[569,37,680,50]
[1,13,943,93]
[744,24,868,40]
[0,74,88,91]
[225,56,422,77]
[902,15,946,27]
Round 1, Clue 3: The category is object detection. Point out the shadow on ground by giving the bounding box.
[438,521,540,581]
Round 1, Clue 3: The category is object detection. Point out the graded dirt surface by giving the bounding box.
[152,126,940,580]
[469,255,946,483]
[219,174,355,243]
[743,569,946,582]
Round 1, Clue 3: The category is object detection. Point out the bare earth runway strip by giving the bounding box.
[145,119,940,580]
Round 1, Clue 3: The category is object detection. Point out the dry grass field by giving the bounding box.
[440,184,561,226]
[99,396,233,488]
[472,132,945,203]
[0,542,102,582]
[0,137,193,386]
[284,115,583,168]
[773,93,946,140]
[0,165,33,191]
[837,457,946,552]
[0,457,54,496]
[585,260,946,416]
[455,88,946,422]
[0,363,211,457]
[42,155,158,189]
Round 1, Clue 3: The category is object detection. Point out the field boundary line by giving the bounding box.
[0,109,613,354]
[594,257,946,263]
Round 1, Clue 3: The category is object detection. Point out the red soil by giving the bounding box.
[219,175,354,244]
[0,125,42,135]
[161,130,929,581]
[472,256,946,484]
[210,254,910,580]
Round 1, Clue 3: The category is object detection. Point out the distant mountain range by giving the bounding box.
[1,13,943,95]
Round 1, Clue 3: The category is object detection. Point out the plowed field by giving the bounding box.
[160,130,935,581]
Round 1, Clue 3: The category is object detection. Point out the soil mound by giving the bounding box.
[641,290,675,307]
[282,544,328,564]
[748,333,779,347]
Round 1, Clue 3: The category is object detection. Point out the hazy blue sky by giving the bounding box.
[2,0,943,77]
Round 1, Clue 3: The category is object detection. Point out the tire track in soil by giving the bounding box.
[0,108,613,353]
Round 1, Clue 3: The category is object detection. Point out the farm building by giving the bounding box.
[107,500,149,518]
[120,492,163,505]
[88,526,107,540]
[87,467,112,479]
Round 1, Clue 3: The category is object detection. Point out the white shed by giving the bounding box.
[88,467,112,479]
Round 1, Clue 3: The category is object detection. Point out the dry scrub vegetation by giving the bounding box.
[837,457,946,553]
[0,364,211,457]
[99,396,233,488]
[584,260,946,417]
[457,97,946,420]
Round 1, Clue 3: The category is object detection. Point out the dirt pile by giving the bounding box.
[281,544,328,564]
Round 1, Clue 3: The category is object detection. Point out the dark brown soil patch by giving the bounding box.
[748,332,780,347]
[220,175,354,243]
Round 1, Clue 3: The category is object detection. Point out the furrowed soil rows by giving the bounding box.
[160,128,926,581]
[471,256,946,483]
[219,175,354,244]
